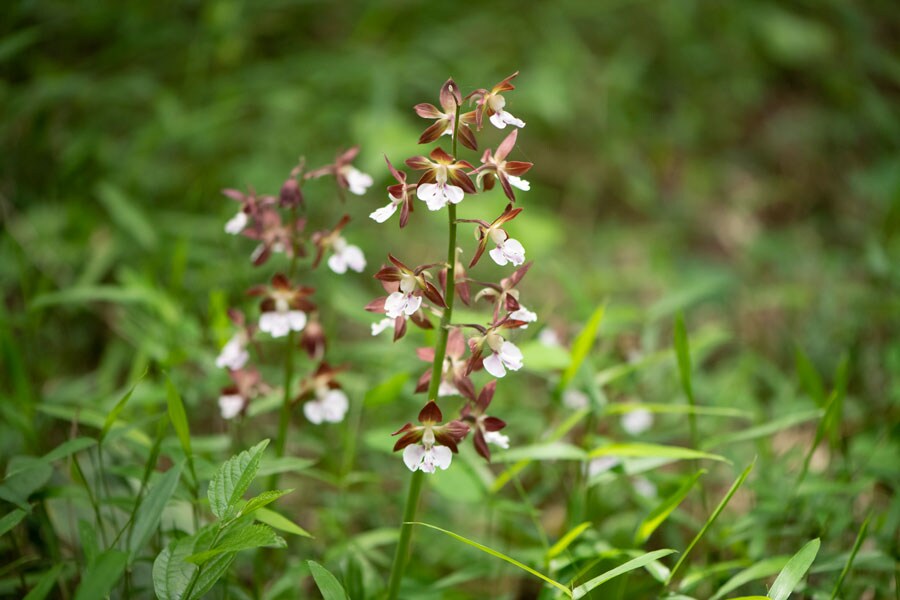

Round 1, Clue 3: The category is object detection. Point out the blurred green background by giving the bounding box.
[2,0,899,597]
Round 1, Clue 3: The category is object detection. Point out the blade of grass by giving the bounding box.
[572,549,676,598]
[830,513,870,600]
[547,522,592,561]
[635,469,706,545]
[408,522,572,597]
[666,458,755,586]
[558,305,605,393]
[768,538,820,600]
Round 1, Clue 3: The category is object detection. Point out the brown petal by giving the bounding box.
[506,262,532,287]
[458,124,478,151]
[374,265,402,282]
[504,161,533,176]
[388,254,412,272]
[271,273,290,289]
[405,155,433,170]
[429,147,455,164]
[477,380,497,410]
[473,429,491,461]
[392,430,421,452]
[446,328,466,358]
[415,369,431,394]
[417,346,436,362]
[492,71,519,93]
[498,174,516,203]
[418,400,443,424]
[423,281,448,308]
[414,103,442,119]
[337,146,360,165]
[448,170,477,195]
[439,78,462,112]
[393,316,407,342]
[384,155,407,184]
[418,120,449,145]
[483,416,506,432]
[456,376,477,402]
[469,236,490,269]
[364,296,387,313]
[495,129,518,161]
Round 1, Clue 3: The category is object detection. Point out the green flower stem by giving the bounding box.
[386,97,463,600]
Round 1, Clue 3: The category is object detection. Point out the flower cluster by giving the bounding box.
[367,72,536,471]
[215,151,373,426]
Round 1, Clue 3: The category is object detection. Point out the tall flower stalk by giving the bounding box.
[374,74,533,599]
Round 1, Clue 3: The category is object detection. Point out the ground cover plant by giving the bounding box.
[2,1,899,599]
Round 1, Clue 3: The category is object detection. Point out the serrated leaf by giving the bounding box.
[208,439,270,519]
[41,437,97,463]
[23,565,63,600]
[307,561,349,600]
[240,489,292,518]
[73,549,127,600]
[572,549,676,598]
[768,538,820,600]
[153,527,236,600]
[635,470,706,545]
[129,463,182,563]
[255,507,313,538]
[409,522,572,597]
[589,443,729,464]
[185,523,285,564]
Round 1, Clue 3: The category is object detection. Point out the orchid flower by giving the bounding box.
[415,328,476,401]
[370,155,417,227]
[475,262,532,322]
[371,254,447,320]
[215,310,253,370]
[311,214,366,274]
[460,204,524,268]
[473,129,533,202]
[305,146,374,196]
[392,401,469,474]
[217,368,269,420]
[295,363,350,425]
[414,78,478,151]
[466,71,526,131]
[406,148,476,211]
[241,206,306,266]
[248,273,315,338]
[461,381,509,461]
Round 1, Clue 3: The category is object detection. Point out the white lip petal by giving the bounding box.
[403,444,425,471]
[218,394,244,420]
[499,341,523,371]
[346,167,374,195]
[303,401,325,424]
[490,112,508,129]
[507,175,530,191]
[445,184,465,205]
[342,245,366,272]
[417,182,445,210]
[371,317,394,336]
[215,336,249,370]
[321,389,349,422]
[327,253,348,274]
[432,446,452,470]
[500,238,526,265]
[384,292,407,319]
[370,202,398,223]
[287,310,307,332]
[483,352,507,378]
[484,431,510,449]
[259,312,290,337]
[509,306,537,329]
[404,294,422,316]
[225,211,248,234]
[488,246,509,266]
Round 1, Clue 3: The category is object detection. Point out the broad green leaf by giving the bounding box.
[605,403,751,419]
[129,463,182,563]
[0,508,26,537]
[255,507,313,537]
[493,442,587,463]
[589,443,729,464]
[208,439,270,519]
[185,523,285,564]
[42,438,97,463]
[768,538,820,600]
[703,410,822,450]
[307,560,349,600]
[635,470,706,545]
[363,372,409,407]
[165,376,193,462]
[409,522,572,597]
[73,549,127,600]
[240,489,293,517]
[674,313,695,404]
[547,522,591,560]
[0,457,52,509]
[100,380,142,442]
[830,514,870,600]
[23,565,63,600]
[572,549,676,598]
[667,459,755,585]
[153,527,236,600]
[559,305,604,391]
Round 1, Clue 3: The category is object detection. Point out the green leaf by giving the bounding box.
[78,519,99,565]
[547,522,591,560]
[635,469,706,545]
[493,442,587,463]
[363,372,409,407]
[257,456,316,477]
[768,538,820,600]
[572,549,676,598]
[0,457,52,509]
[240,489,293,517]
[165,375,193,461]
[100,380,142,442]
[830,514,870,600]
[153,527,236,600]
[559,305,605,391]
[588,443,729,464]
[674,313,694,404]
[208,439,270,519]
[795,346,826,406]
[703,410,822,450]
[23,565,63,600]
[667,458,755,585]
[307,560,349,600]
[41,437,97,463]
[254,507,313,538]
[709,555,792,600]
[409,522,572,597]
[185,523,285,564]
[96,181,158,250]
[73,549,127,600]
[129,463,182,563]
[0,508,27,537]
[605,403,751,419]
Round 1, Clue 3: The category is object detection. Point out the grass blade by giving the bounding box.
[588,443,729,464]
[23,565,63,600]
[73,549,127,600]
[255,507,313,538]
[572,549,676,598]
[768,538,820,600]
[666,458,755,585]
[635,469,706,545]
[409,521,572,597]
[547,522,592,560]
[830,513,870,600]
[129,463,182,563]
[558,305,605,392]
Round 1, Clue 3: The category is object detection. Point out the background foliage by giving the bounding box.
[2,0,898,598]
